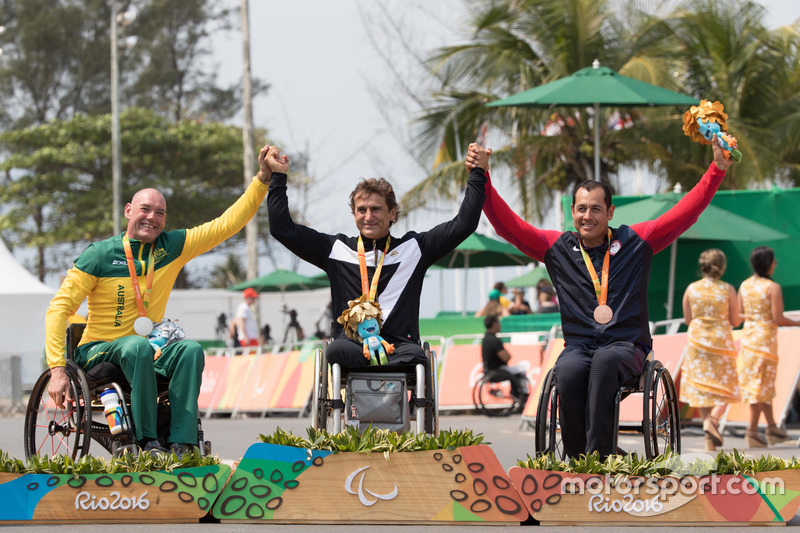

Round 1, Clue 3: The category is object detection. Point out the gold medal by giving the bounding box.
[134,316,153,336]
[593,304,613,324]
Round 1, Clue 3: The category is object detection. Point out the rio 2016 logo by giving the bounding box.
[74,491,150,511]
[561,452,786,517]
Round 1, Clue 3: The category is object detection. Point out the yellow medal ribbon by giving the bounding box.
[122,235,155,322]
[578,229,611,305]
[357,235,390,301]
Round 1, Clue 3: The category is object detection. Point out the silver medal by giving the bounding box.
[134,316,153,336]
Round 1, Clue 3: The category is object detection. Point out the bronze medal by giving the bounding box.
[594,304,613,324]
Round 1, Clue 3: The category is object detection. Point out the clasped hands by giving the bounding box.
[257,144,290,183]
[464,142,492,172]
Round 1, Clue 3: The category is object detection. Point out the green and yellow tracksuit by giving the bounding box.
[45,176,268,444]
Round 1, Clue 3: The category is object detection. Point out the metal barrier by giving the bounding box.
[0,355,23,414]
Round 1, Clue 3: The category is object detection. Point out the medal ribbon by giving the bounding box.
[578,229,611,306]
[357,235,391,301]
[122,235,155,319]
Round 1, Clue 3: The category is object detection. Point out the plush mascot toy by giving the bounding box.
[682,99,742,163]
[337,294,395,365]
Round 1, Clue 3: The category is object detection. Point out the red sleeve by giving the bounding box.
[482,171,561,262]
[630,162,726,254]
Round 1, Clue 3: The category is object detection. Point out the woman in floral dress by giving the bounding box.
[680,249,740,451]
[738,246,800,447]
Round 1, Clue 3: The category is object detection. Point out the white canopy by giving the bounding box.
[0,239,55,383]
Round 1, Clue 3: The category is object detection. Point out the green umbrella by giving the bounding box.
[229,269,329,293]
[611,192,790,319]
[308,271,331,287]
[505,266,551,288]
[435,232,534,269]
[486,60,699,180]
[435,232,535,315]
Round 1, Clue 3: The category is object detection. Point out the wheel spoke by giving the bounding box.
[26,364,90,461]
[650,370,678,455]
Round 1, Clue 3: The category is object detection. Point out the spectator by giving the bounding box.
[215,312,228,342]
[261,324,273,345]
[493,281,512,309]
[234,288,260,349]
[537,285,559,314]
[475,289,511,318]
[481,315,529,411]
[738,246,800,447]
[679,249,740,451]
[509,287,532,315]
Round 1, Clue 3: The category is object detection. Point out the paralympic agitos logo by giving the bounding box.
[344,466,398,506]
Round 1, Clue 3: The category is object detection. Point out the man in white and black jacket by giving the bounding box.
[266,144,490,369]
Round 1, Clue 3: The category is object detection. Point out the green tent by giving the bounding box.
[505,266,551,288]
[610,192,789,319]
[435,232,534,269]
[228,269,329,293]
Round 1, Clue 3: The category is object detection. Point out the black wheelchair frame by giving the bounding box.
[535,352,681,460]
[23,323,208,459]
[472,368,526,417]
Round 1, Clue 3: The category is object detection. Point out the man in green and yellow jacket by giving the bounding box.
[45,145,284,455]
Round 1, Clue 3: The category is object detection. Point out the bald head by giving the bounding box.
[124,188,167,242]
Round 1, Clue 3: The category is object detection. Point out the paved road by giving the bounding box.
[3,411,800,531]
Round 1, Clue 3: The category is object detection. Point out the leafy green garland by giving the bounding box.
[518,448,800,478]
[259,426,487,453]
[0,448,219,475]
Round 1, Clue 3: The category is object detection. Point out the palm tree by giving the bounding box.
[774,40,800,184]
[207,253,247,289]
[655,0,799,189]
[406,0,800,222]
[406,0,691,221]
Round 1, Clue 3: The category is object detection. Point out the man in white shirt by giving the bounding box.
[235,288,260,349]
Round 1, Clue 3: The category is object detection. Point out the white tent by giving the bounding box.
[0,239,55,384]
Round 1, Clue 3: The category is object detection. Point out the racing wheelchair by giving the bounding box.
[535,351,680,460]
[23,323,209,459]
[311,341,439,434]
[472,368,529,417]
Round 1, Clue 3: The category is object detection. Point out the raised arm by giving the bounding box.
[267,151,335,269]
[482,175,560,262]
[632,135,732,253]
[180,144,279,260]
[465,143,559,261]
[417,144,488,264]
